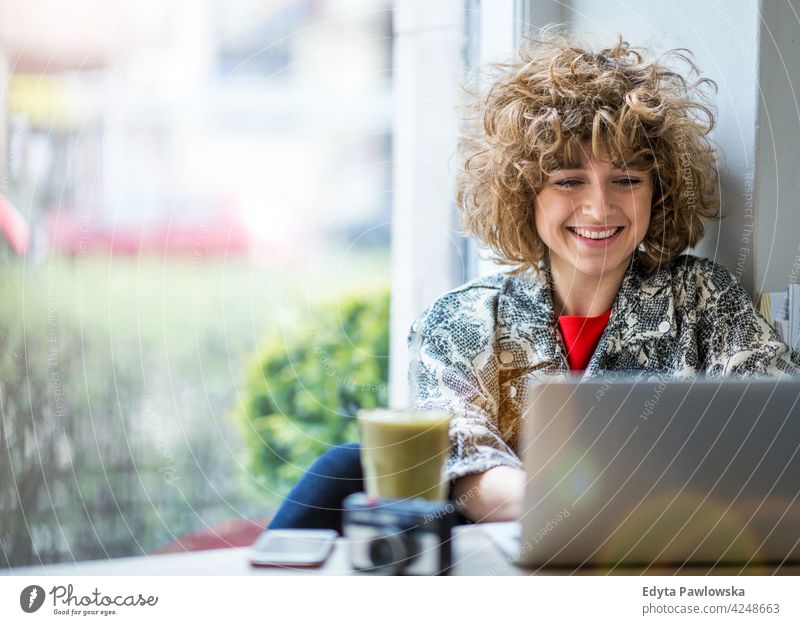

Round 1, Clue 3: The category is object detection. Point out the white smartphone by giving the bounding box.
[248,529,338,567]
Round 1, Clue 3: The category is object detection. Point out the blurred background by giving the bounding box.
[0,0,393,566]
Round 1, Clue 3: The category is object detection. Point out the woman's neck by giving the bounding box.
[549,255,631,317]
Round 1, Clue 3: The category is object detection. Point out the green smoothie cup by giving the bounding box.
[357,408,452,501]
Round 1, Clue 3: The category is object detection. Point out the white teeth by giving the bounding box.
[572,227,621,240]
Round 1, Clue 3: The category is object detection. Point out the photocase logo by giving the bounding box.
[16,582,159,616]
[20,585,46,613]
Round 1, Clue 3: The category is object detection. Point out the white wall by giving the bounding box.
[389,1,466,407]
[754,0,800,291]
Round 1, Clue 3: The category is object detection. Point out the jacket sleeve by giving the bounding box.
[699,261,800,376]
[407,294,523,485]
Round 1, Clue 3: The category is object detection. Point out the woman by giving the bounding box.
[269,33,799,533]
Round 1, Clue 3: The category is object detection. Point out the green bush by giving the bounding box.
[234,288,390,500]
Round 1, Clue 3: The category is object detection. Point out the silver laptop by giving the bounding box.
[484,376,800,568]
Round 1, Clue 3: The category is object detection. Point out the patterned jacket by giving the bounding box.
[407,253,800,483]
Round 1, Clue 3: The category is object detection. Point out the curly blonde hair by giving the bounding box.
[456,32,720,274]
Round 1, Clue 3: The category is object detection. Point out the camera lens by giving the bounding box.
[368,536,402,566]
[367,528,421,574]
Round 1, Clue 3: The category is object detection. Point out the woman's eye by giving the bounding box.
[554,179,581,189]
[615,177,642,187]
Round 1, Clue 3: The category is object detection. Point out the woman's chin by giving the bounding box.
[565,254,634,280]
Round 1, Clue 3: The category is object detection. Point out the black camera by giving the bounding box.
[342,493,457,575]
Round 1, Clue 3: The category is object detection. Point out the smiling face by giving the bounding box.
[533,143,653,288]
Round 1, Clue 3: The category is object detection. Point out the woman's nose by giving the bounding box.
[579,183,611,220]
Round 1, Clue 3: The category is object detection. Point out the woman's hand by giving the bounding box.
[452,465,526,522]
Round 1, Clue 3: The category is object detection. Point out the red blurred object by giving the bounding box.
[0,195,31,255]
[43,204,251,259]
[142,206,251,258]
[154,518,270,554]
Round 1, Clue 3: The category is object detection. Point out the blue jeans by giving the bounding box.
[268,443,364,535]
[268,443,468,534]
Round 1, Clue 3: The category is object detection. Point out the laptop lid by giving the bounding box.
[516,376,800,568]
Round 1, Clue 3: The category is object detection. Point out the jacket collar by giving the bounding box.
[500,251,678,373]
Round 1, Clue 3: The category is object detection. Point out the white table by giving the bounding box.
[3,525,798,576]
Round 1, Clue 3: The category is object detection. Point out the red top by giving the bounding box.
[557,310,612,371]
